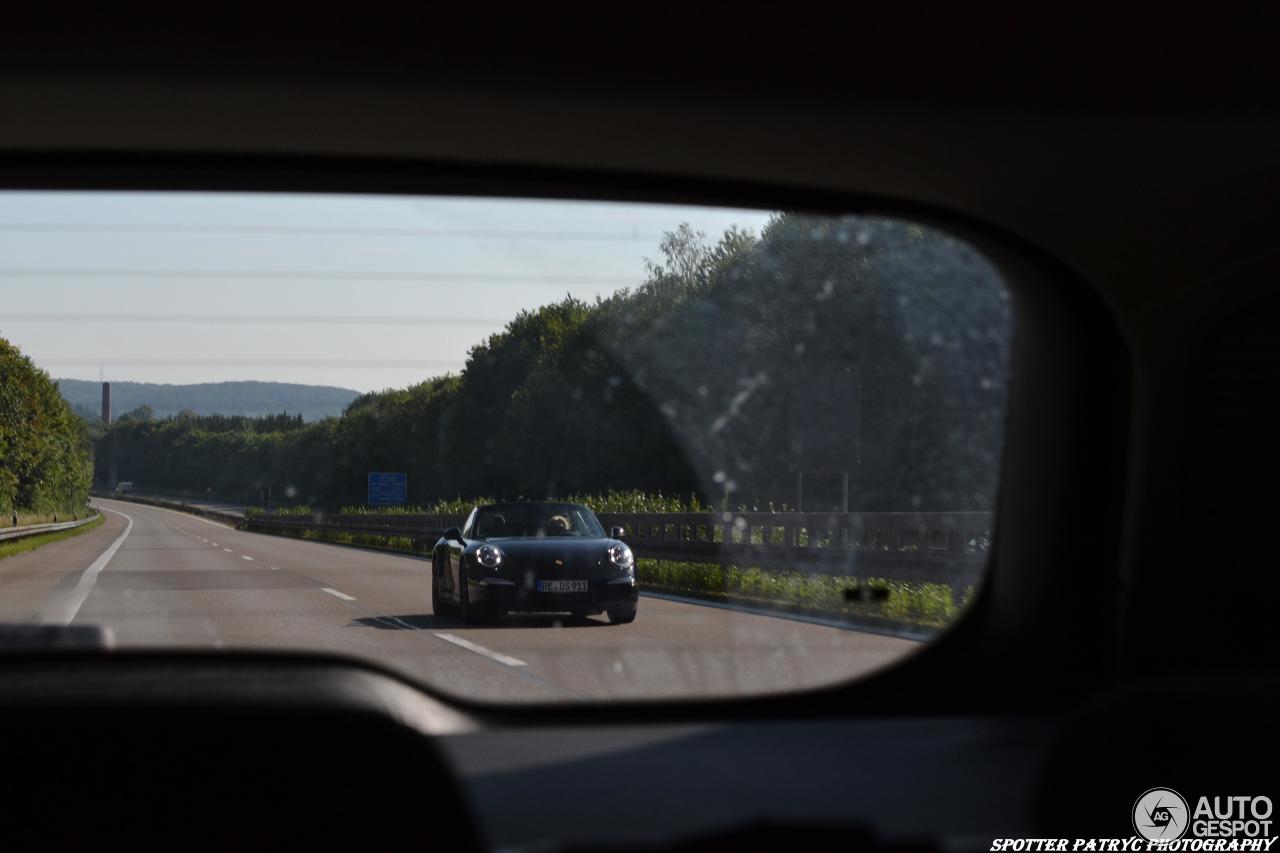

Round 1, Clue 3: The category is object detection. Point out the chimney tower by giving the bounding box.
[101,381,112,424]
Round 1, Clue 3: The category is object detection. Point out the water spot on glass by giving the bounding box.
[911,495,923,507]
[713,470,727,484]
[979,377,993,390]
[698,385,709,397]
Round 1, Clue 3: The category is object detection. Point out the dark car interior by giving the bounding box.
[2,7,1278,850]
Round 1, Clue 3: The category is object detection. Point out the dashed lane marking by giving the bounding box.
[433,633,527,667]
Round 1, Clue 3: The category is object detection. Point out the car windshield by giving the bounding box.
[0,192,1010,703]
[472,504,606,539]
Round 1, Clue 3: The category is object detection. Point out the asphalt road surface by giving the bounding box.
[0,498,921,701]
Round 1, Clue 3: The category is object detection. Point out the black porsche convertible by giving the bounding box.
[430,502,639,624]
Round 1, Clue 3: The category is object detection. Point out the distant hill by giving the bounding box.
[56,379,361,422]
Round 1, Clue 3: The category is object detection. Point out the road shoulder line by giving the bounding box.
[41,507,134,626]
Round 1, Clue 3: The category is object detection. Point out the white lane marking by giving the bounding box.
[240,555,254,561]
[41,507,134,626]
[433,633,527,667]
[320,587,356,602]
[222,548,233,553]
[211,542,219,547]
[269,566,280,571]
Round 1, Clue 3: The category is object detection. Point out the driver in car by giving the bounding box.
[546,514,571,535]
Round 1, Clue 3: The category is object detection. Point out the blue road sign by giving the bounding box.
[367,472,407,506]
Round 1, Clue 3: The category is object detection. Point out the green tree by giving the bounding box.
[0,338,94,515]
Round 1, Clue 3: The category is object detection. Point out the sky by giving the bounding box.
[0,193,774,393]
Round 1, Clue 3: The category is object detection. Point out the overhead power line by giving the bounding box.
[38,358,466,369]
[0,223,668,242]
[0,268,634,285]
[3,313,502,326]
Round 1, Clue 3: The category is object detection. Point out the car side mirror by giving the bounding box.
[443,527,465,544]
[610,526,626,540]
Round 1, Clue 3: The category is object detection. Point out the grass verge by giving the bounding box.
[0,514,105,562]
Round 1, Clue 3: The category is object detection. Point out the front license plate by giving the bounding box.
[537,580,589,593]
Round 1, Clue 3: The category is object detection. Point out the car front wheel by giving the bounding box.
[458,571,485,624]
[606,605,637,625]
[430,556,453,617]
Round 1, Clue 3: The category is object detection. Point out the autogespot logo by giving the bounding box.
[1135,788,1191,840]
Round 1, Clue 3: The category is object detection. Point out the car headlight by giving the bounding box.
[475,544,504,569]
[607,544,634,572]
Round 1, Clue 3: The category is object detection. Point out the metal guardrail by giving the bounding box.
[243,509,993,594]
[0,513,100,543]
[91,492,243,527]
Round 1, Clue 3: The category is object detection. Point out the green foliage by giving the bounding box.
[0,337,94,515]
[244,505,313,518]
[560,490,708,513]
[261,490,704,516]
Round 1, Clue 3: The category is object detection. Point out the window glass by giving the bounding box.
[0,192,1011,701]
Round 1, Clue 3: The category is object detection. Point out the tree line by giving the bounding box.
[94,213,1010,512]
[1,338,94,518]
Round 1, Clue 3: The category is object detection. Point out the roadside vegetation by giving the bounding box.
[1,337,95,526]
[244,489,712,518]
[92,214,1009,515]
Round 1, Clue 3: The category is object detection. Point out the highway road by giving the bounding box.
[0,498,920,701]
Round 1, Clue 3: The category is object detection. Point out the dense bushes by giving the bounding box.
[1,337,94,517]
[95,213,1009,512]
